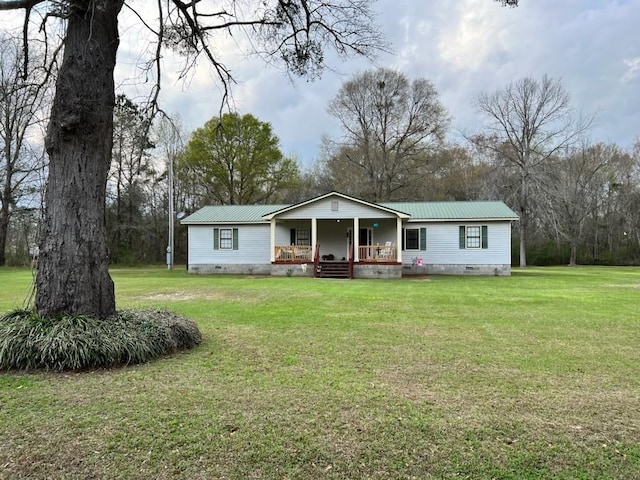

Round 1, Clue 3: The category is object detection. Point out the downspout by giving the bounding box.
[396,217,403,263]
[270,219,276,262]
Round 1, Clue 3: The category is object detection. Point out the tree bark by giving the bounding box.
[37,0,124,319]
[518,169,529,267]
[569,241,578,266]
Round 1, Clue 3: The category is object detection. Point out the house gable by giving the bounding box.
[263,191,410,221]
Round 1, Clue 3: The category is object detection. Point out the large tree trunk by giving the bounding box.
[37,1,124,319]
[569,241,578,266]
[519,227,527,267]
[518,170,528,268]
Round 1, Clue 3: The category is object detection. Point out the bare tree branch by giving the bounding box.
[472,75,595,267]
[0,0,45,10]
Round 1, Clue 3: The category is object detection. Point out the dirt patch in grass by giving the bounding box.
[141,289,270,304]
[605,283,640,288]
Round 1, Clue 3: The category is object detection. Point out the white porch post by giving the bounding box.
[270,219,276,262]
[353,217,360,262]
[311,218,317,261]
[396,217,403,263]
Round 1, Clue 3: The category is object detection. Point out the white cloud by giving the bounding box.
[3,0,640,162]
[622,57,640,82]
[437,2,505,70]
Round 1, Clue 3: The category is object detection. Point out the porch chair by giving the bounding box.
[379,241,394,260]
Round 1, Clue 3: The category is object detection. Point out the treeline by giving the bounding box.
[1,59,638,267]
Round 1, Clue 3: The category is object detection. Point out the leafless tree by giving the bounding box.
[106,94,155,263]
[473,75,592,267]
[326,68,450,202]
[540,143,616,266]
[0,34,49,266]
[587,142,640,263]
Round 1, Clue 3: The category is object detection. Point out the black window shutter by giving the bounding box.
[401,228,405,250]
[459,226,465,249]
[233,228,239,250]
[420,227,427,251]
[290,228,296,245]
[482,225,488,249]
[213,228,219,250]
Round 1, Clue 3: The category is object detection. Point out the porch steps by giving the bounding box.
[315,261,350,279]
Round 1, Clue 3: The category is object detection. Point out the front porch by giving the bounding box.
[269,216,404,262]
[272,243,399,264]
[271,239,401,279]
[263,192,409,279]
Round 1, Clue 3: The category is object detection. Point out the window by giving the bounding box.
[466,226,481,248]
[459,225,488,249]
[290,228,311,245]
[296,228,310,246]
[405,228,420,250]
[219,228,233,249]
[214,227,239,250]
[403,227,427,251]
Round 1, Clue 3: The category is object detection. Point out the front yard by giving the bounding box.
[1,266,639,479]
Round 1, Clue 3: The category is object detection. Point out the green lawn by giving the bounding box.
[1,266,639,479]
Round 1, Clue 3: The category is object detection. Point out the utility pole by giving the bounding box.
[166,153,175,270]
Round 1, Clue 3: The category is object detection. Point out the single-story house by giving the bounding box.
[181,191,519,278]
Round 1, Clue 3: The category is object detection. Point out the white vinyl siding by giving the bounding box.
[402,222,511,265]
[188,225,271,265]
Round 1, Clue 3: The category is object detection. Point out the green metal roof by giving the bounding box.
[381,201,519,221]
[181,198,519,224]
[181,204,288,224]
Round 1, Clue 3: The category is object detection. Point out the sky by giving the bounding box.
[3,1,640,167]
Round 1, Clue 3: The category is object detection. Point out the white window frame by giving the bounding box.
[465,225,481,249]
[219,228,233,250]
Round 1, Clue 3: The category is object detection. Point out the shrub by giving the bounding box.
[0,309,202,371]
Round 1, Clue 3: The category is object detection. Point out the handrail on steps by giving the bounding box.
[313,244,320,278]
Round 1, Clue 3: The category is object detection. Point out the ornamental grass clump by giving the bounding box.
[0,309,202,371]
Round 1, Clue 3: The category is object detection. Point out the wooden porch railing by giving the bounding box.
[358,244,397,262]
[274,245,313,262]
